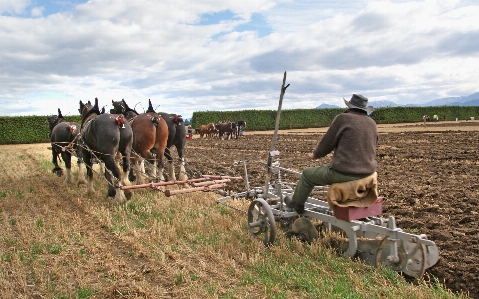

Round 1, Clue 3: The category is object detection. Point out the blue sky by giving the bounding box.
[1,0,478,119]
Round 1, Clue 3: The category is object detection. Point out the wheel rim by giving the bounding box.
[375,237,427,278]
[247,198,276,246]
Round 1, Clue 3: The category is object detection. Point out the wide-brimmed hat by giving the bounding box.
[343,94,373,113]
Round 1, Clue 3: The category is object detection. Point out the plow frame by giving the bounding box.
[216,160,440,278]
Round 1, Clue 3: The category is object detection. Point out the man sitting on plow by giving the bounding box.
[284,94,378,214]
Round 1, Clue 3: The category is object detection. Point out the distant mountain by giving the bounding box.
[315,100,401,109]
[368,100,399,108]
[423,92,479,106]
[316,103,340,108]
[450,99,479,106]
[315,92,479,109]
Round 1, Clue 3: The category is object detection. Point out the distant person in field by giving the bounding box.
[187,125,193,138]
[433,114,438,123]
[284,94,378,214]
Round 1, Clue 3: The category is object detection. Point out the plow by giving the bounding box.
[215,159,439,278]
[117,72,439,278]
[214,72,439,278]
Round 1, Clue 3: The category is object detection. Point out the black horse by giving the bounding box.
[79,98,134,203]
[215,121,237,140]
[159,111,188,181]
[47,108,86,185]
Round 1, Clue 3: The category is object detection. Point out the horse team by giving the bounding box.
[47,98,187,203]
[197,120,246,140]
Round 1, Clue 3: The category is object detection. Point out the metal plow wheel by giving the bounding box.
[375,237,427,278]
[248,198,276,246]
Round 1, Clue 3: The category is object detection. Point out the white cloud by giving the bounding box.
[30,6,44,17]
[0,0,478,118]
[0,0,30,14]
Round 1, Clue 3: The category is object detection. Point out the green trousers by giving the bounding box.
[292,166,371,205]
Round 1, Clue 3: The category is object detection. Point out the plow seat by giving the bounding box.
[326,172,381,221]
[333,197,383,221]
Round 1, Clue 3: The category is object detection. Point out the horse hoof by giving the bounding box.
[52,168,63,177]
[108,189,116,198]
[128,173,136,182]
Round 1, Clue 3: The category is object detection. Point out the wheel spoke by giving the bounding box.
[247,198,277,246]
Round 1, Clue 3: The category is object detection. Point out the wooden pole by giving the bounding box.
[263,72,290,197]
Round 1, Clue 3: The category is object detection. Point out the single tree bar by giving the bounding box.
[193,179,231,187]
[120,178,208,190]
[164,183,227,197]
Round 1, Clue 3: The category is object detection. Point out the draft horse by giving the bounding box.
[79,98,133,203]
[198,123,217,138]
[115,99,188,181]
[160,112,188,181]
[111,99,169,184]
[47,108,86,185]
[216,121,237,140]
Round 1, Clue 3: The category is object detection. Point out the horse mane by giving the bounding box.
[146,99,156,113]
[81,98,102,124]
[121,99,139,115]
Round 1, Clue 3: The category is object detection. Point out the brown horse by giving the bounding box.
[79,98,133,203]
[115,99,187,182]
[198,123,217,138]
[198,125,207,138]
[111,99,169,184]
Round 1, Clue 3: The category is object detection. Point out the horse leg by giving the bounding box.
[83,151,95,196]
[51,148,63,177]
[156,155,165,183]
[132,160,144,185]
[152,146,165,190]
[61,151,74,184]
[103,156,127,203]
[120,151,133,200]
[176,146,188,181]
[77,158,86,186]
[75,146,86,186]
[164,147,176,181]
[143,151,158,183]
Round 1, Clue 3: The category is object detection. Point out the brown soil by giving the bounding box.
[185,120,479,298]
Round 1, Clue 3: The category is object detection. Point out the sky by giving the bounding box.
[1,0,478,119]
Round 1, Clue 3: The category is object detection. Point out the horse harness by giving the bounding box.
[49,116,80,153]
[79,113,128,157]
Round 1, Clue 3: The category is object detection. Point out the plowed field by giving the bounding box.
[0,121,477,298]
[184,121,479,298]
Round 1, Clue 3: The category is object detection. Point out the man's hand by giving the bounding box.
[308,152,315,160]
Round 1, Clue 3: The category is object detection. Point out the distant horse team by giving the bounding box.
[197,120,246,140]
[47,97,245,203]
